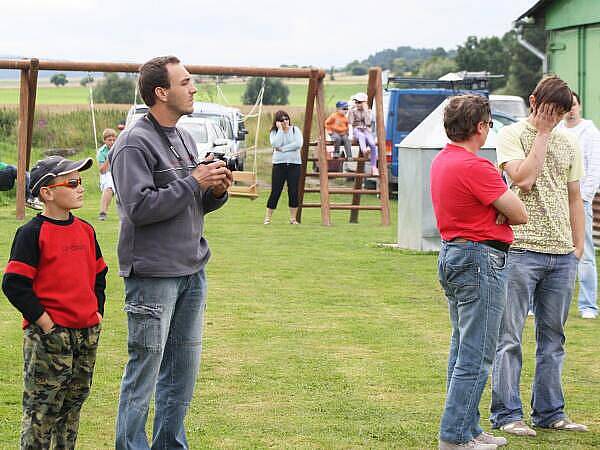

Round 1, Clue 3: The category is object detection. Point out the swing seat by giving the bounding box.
[229,171,258,199]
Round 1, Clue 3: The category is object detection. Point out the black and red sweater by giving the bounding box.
[2,214,107,329]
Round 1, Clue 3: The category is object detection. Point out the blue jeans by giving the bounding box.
[116,271,207,450]
[578,201,598,316]
[491,250,577,428]
[438,241,508,444]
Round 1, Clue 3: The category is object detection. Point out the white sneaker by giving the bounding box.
[581,311,597,319]
[439,439,496,449]
[25,198,43,211]
[474,431,507,447]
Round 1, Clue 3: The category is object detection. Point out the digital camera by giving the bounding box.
[199,153,239,172]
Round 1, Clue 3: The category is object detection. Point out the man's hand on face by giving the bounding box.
[191,160,229,191]
[531,102,563,134]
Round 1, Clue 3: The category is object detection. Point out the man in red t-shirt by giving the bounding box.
[430,95,526,450]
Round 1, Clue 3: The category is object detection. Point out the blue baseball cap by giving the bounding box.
[335,101,348,109]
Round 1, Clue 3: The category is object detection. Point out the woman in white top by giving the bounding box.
[264,110,303,225]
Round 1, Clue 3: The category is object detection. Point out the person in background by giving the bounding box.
[96,128,117,221]
[2,155,107,449]
[431,94,527,450]
[347,92,378,175]
[325,101,352,158]
[264,110,303,225]
[491,75,587,436]
[556,91,600,319]
[0,160,43,210]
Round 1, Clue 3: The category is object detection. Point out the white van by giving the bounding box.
[489,95,528,120]
[125,102,247,169]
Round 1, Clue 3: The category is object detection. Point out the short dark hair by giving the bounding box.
[138,56,180,107]
[572,91,581,105]
[443,95,490,142]
[530,75,573,113]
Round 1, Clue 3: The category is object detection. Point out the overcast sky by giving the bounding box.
[2,0,536,68]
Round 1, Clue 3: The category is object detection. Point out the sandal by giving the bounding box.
[500,420,536,436]
[547,418,588,432]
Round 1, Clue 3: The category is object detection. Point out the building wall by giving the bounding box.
[544,0,600,30]
[548,24,600,126]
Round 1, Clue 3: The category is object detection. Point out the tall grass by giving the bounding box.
[0,107,126,151]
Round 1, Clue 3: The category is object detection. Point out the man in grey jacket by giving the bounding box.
[110,55,232,450]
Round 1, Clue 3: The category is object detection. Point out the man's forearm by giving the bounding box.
[506,132,550,190]
[569,196,585,254]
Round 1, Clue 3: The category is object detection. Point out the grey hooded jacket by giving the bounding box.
[109,116,227,277]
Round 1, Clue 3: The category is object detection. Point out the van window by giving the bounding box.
[181,123,208,143]
[491,99,528,118]
[396,94,447,133]
[193,113,234,139]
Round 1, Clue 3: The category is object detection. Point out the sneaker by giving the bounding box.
[289,218,299,225]
[263,217,271,225]
[581,311,597,319]
[25,198,43,211]
[98,212,107,221]
[474,431,507,447]
[546,418,588,432]
[500,420,536,436]
[439,438,497,449]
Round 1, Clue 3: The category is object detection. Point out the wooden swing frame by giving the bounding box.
[0,58,389,225]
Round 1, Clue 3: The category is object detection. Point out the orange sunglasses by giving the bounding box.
[45,177,82,189]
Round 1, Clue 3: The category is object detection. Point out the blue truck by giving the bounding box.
[382,76,494,194]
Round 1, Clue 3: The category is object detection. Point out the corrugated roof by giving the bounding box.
[517,0,552,21]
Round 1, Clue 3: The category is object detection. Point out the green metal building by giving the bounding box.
[518,0,600,125]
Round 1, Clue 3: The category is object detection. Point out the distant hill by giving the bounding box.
[344,46,457,72]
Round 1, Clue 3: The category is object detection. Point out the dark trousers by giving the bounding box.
[0,165,33,199]
[267,163,301,209]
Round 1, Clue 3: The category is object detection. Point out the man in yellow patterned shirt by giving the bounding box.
[490,76,587,437]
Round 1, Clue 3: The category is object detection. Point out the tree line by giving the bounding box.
[47,23,544,105]
[343,23,545,99]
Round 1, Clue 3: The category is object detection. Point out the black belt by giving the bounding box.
[451,238,510,253]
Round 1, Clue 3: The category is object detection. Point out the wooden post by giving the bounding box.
[16,67,32,220]
[25,59,39,169]
[315,78,330,226]
[350,72,378,223]
[297,70,319,223]
[373,67,390,225]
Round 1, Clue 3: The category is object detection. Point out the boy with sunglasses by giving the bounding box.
[2,155,108,449]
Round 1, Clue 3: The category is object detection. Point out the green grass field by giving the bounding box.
[0,158,599,448]
[0,82,366,108]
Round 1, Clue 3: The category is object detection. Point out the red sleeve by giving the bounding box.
[463,159,508,206]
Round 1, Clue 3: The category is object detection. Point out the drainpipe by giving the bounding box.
[513,20,548,74]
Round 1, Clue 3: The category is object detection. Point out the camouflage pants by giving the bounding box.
[21,323,101,450]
